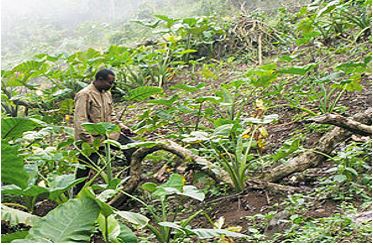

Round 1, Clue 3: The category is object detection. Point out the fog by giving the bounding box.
[1,0,308,67]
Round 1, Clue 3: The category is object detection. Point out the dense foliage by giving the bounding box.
[1,0,371,243]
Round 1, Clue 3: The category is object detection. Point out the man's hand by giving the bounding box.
[121,127,136,137]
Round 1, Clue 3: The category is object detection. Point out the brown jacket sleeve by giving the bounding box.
[74,92,93,143]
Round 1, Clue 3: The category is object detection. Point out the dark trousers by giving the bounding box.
[73,134,136,195]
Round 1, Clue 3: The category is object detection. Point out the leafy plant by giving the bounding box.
[14,197,100,242]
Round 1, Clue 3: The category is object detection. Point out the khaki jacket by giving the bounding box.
[73,83,125,142]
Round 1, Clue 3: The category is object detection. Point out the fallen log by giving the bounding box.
[261,108,372,183]
[306,113,372,136]
[109,140,221,208]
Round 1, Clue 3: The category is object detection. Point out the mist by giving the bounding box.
[1,0,308,67]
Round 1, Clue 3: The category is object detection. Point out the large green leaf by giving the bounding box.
[153,174,184,198]
[1,117,46,140]
[1,142,29,189]
[127,86,164,101]
[1,184,48,197]
[48,174,86,201]
[15,197,100,243]
[191,228,248,239]
[180,185,205,201]
[243,114,279,125]
[82,122,120,136]
[278,63,317,75]
[1,231,29,243]
[97,213,137,243]
[159,222,248,239]
[1,205,39,226]
[116,211,149,229]
[78,187,114,218]
[116,223,138,243]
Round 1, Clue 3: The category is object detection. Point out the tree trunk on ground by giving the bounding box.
[261,108,372,183]
[109,140,220,208]
[246,179,310,193]
[306,113,372,136]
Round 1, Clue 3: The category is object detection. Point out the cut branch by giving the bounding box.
[109,140,219,208]
[306,113,372,136]
[261,108,372,183]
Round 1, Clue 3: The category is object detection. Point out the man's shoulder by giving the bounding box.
[76,84,93,97]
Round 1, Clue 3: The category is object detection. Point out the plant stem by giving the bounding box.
[195,102,204,131]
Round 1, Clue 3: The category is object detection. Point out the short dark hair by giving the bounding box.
[95,69,115,81]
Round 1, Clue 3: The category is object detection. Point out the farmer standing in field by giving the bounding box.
[73,69,135,195]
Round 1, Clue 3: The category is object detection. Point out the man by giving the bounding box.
[73,69,135,195]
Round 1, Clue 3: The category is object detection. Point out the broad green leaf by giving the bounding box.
[116,223,137,243]
[48,175,86,201]
[243,114,279,124]
[1,117,46,140]
[1,231,29,243]
[158,222,186,233]
[153,173,184,198]
[1,142,29,189]
[272,139,301,161]
[279,63,316,75]
[1,205,39,226]
[155,15,177,27]
[141,182,158,193]
[78,187,114,217]
[147,95,179,107]
[97,189,117,202]
[127,86,163,101]
[159,222,248,239]
[213,124,234,137]
[195,96,220,103]
[191,228,248,239]
[116,211,149,228]
[160,174,184,192]
[82,122,120,135]
[334,174,347,183]
[176,49,197,55]
[103,139,122,148]
[98,213,120,242]
[120,141,159,150]
[345,167,358,176]
[182,131,210,143]
[316,0,340,18]
[1,184,48,197]
[18,197,100,242]
[336,62,366,74]
[180,185,205,201]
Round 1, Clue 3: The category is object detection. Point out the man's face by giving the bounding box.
[95,74,115,91]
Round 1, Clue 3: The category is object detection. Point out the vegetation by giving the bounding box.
[1,0,371,243]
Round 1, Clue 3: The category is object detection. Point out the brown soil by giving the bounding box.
[1,220,29,234]
[304,199,338,219]
[33,199,58,217]
[190,190,284,230]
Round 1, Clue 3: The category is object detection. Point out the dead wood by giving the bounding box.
[306,113,372,136]
[109,140,220,208]
[261,108,372,183]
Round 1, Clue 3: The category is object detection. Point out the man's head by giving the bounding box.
[93,69,115,91]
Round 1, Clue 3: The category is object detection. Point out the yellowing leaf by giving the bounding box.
[214,216,225,229]
[227,226,242,233]
[257,138,266,150]
[259,127,269,138]
[255,99,266,111]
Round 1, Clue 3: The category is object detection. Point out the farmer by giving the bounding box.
[73,69,135,195]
